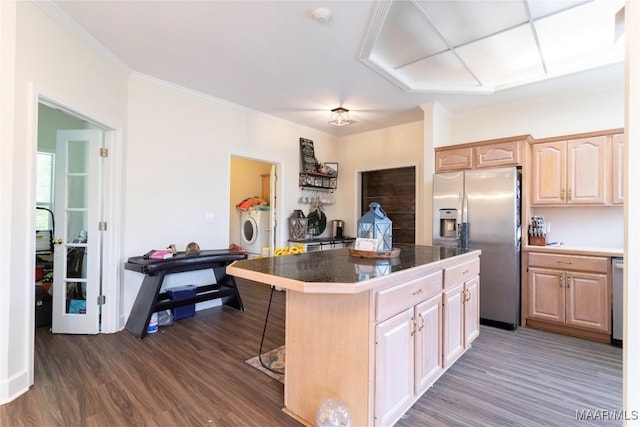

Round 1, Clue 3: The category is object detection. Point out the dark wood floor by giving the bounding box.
[1,279,622,426]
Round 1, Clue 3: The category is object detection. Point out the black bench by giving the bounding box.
[124,249,247,339]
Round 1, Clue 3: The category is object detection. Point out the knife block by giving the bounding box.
[529,235,547,246]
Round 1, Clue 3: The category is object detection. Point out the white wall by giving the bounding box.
[121,75,338,320]
[624,0,640,418]
[337,122,424,240]
[448,85,624,145]
[1,1,129,404]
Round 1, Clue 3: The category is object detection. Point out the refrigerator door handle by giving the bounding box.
[463,193,469,223]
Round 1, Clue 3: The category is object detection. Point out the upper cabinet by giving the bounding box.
[530,131,622,206]
[611,133,624,205]
[435,146,473,172]
[435,135,530,173]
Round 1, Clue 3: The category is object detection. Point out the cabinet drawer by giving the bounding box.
[444,259,480,288]
[528,252,608,274]
[376,271,442,322]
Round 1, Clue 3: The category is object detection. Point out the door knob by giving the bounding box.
[53,238,63,245]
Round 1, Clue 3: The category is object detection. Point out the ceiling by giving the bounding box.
[44,0,625,137]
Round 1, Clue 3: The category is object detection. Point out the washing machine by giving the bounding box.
[240,210,270,256]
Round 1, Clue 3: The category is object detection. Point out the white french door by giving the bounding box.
[51,129,103,334]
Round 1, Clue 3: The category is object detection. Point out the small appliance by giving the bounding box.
[332,219,345,238]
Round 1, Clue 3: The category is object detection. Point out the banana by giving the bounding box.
[273,245,305,256]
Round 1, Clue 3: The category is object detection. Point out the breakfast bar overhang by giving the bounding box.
[226,244,481,427]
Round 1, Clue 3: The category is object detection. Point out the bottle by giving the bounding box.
[147,312,159,334]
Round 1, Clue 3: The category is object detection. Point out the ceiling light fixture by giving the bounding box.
[328,107,352,126]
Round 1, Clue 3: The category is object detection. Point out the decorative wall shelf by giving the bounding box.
[299,172,337,191]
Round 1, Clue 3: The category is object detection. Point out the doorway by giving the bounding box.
[361,166,416,244]
[35,102,107,334]
[229,156,279,256]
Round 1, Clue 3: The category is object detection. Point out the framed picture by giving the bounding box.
[324,162,338,177]
[300,138,318,173]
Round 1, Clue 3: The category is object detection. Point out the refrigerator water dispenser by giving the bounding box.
[439,209,457,238]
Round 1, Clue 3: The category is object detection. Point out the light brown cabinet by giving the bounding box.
[611,133,624,205]
[435,146,473,172]
[374,271,443,427]
[435,136,528,172]
[374,255,480,427]
[442,258,479,368]
[530,131,625,206]
[525,252,610,341]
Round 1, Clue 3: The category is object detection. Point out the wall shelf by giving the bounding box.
[299,172,337,191]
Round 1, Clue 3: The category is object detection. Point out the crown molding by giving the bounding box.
[33,0,131,75]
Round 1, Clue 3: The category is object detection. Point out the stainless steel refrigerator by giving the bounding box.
[433,167,521,329]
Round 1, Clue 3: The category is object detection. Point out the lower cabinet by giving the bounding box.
[464,276,480,347]
[374,259,480,427]
[526,251,610,341]
[288,238,355,252]
[443,261,480,368]
[442,283,464,368]
[375,293,443,427]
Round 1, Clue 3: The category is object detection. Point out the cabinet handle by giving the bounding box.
[411,317,416,336]
[568,188,572,200]
[567,275,571,289]
[561,189,565,201]
[557,260,573,264]
[559,274,564,288]
[418,313,425,332]
[412,289,423,296]
[462,269,469,275]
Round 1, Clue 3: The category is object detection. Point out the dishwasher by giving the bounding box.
[612,257,624,345]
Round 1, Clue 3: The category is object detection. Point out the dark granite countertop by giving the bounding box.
[227,243,478,292]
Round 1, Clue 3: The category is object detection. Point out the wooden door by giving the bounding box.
[611,133,624,205]
[474,140,521,169]
[463,276,480,347]
[527,268,564,324]
[375,307,414,427]
[414,294,443,395]
[442,284,464,368]
[565,272,610,332]
[531,141,566,205]
[435,147,473,172]
[567,136,607,204]
[361,167,415,244]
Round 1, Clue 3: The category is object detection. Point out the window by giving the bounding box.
[36,152,55,230]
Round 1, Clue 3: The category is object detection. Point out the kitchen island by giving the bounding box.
[226,243,481,427]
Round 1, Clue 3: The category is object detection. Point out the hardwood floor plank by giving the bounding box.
[1,279,621,427]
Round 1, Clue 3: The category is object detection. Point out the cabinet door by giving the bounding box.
[612,133,624,205]
[565,272,610,333]
[531,141,566,205]
[435,147,473,172]
[474,140,521,169]
[375,308,414,427]
[464,276,480,348]
[527,268,564,323]
[414,295,443,395]
[567,136,607,204]
[442,284,464,368]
